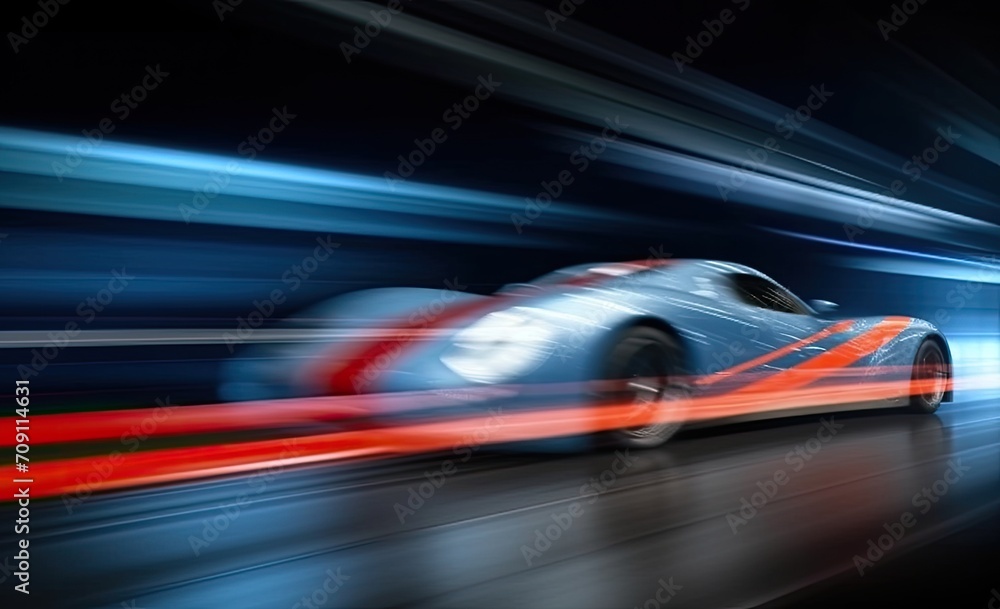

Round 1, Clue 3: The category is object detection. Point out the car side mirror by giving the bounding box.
[809,299,839,315]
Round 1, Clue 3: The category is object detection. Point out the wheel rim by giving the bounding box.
[619,343,677,440]
[919,347,946,405]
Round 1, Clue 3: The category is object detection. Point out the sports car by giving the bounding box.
[219,259,952,448]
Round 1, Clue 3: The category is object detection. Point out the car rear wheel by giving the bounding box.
[600,326,686,449]
[909,339,947,414]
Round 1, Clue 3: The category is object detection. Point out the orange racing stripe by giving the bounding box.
[0,317,884,447]
[4,371,967,502]
[695,319,856,386]
[726,316,912,396]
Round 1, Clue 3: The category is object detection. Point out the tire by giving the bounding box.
[909,339,947,414]
[599,326,686,449]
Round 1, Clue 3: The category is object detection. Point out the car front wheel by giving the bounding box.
[600,326,687,449]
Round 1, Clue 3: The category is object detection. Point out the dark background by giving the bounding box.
[0,2,998,605]
[0,0,996,398]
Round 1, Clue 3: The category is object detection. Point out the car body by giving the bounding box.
[219,259,952,448]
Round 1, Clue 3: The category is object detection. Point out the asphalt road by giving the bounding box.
[4,392,999,609]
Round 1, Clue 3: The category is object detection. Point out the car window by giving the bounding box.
[730,273,810,315]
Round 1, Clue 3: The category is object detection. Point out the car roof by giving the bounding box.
[554,259,768,279]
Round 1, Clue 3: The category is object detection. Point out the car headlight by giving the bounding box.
[440,307,556,383]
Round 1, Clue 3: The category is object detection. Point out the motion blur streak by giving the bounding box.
[0,126,648,247]
[300,0,999,250]
[0,395,371,446]
[0,328,466,348]
[2,364,968,447]
[8,368,991,501]
[769,229,1000,275]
